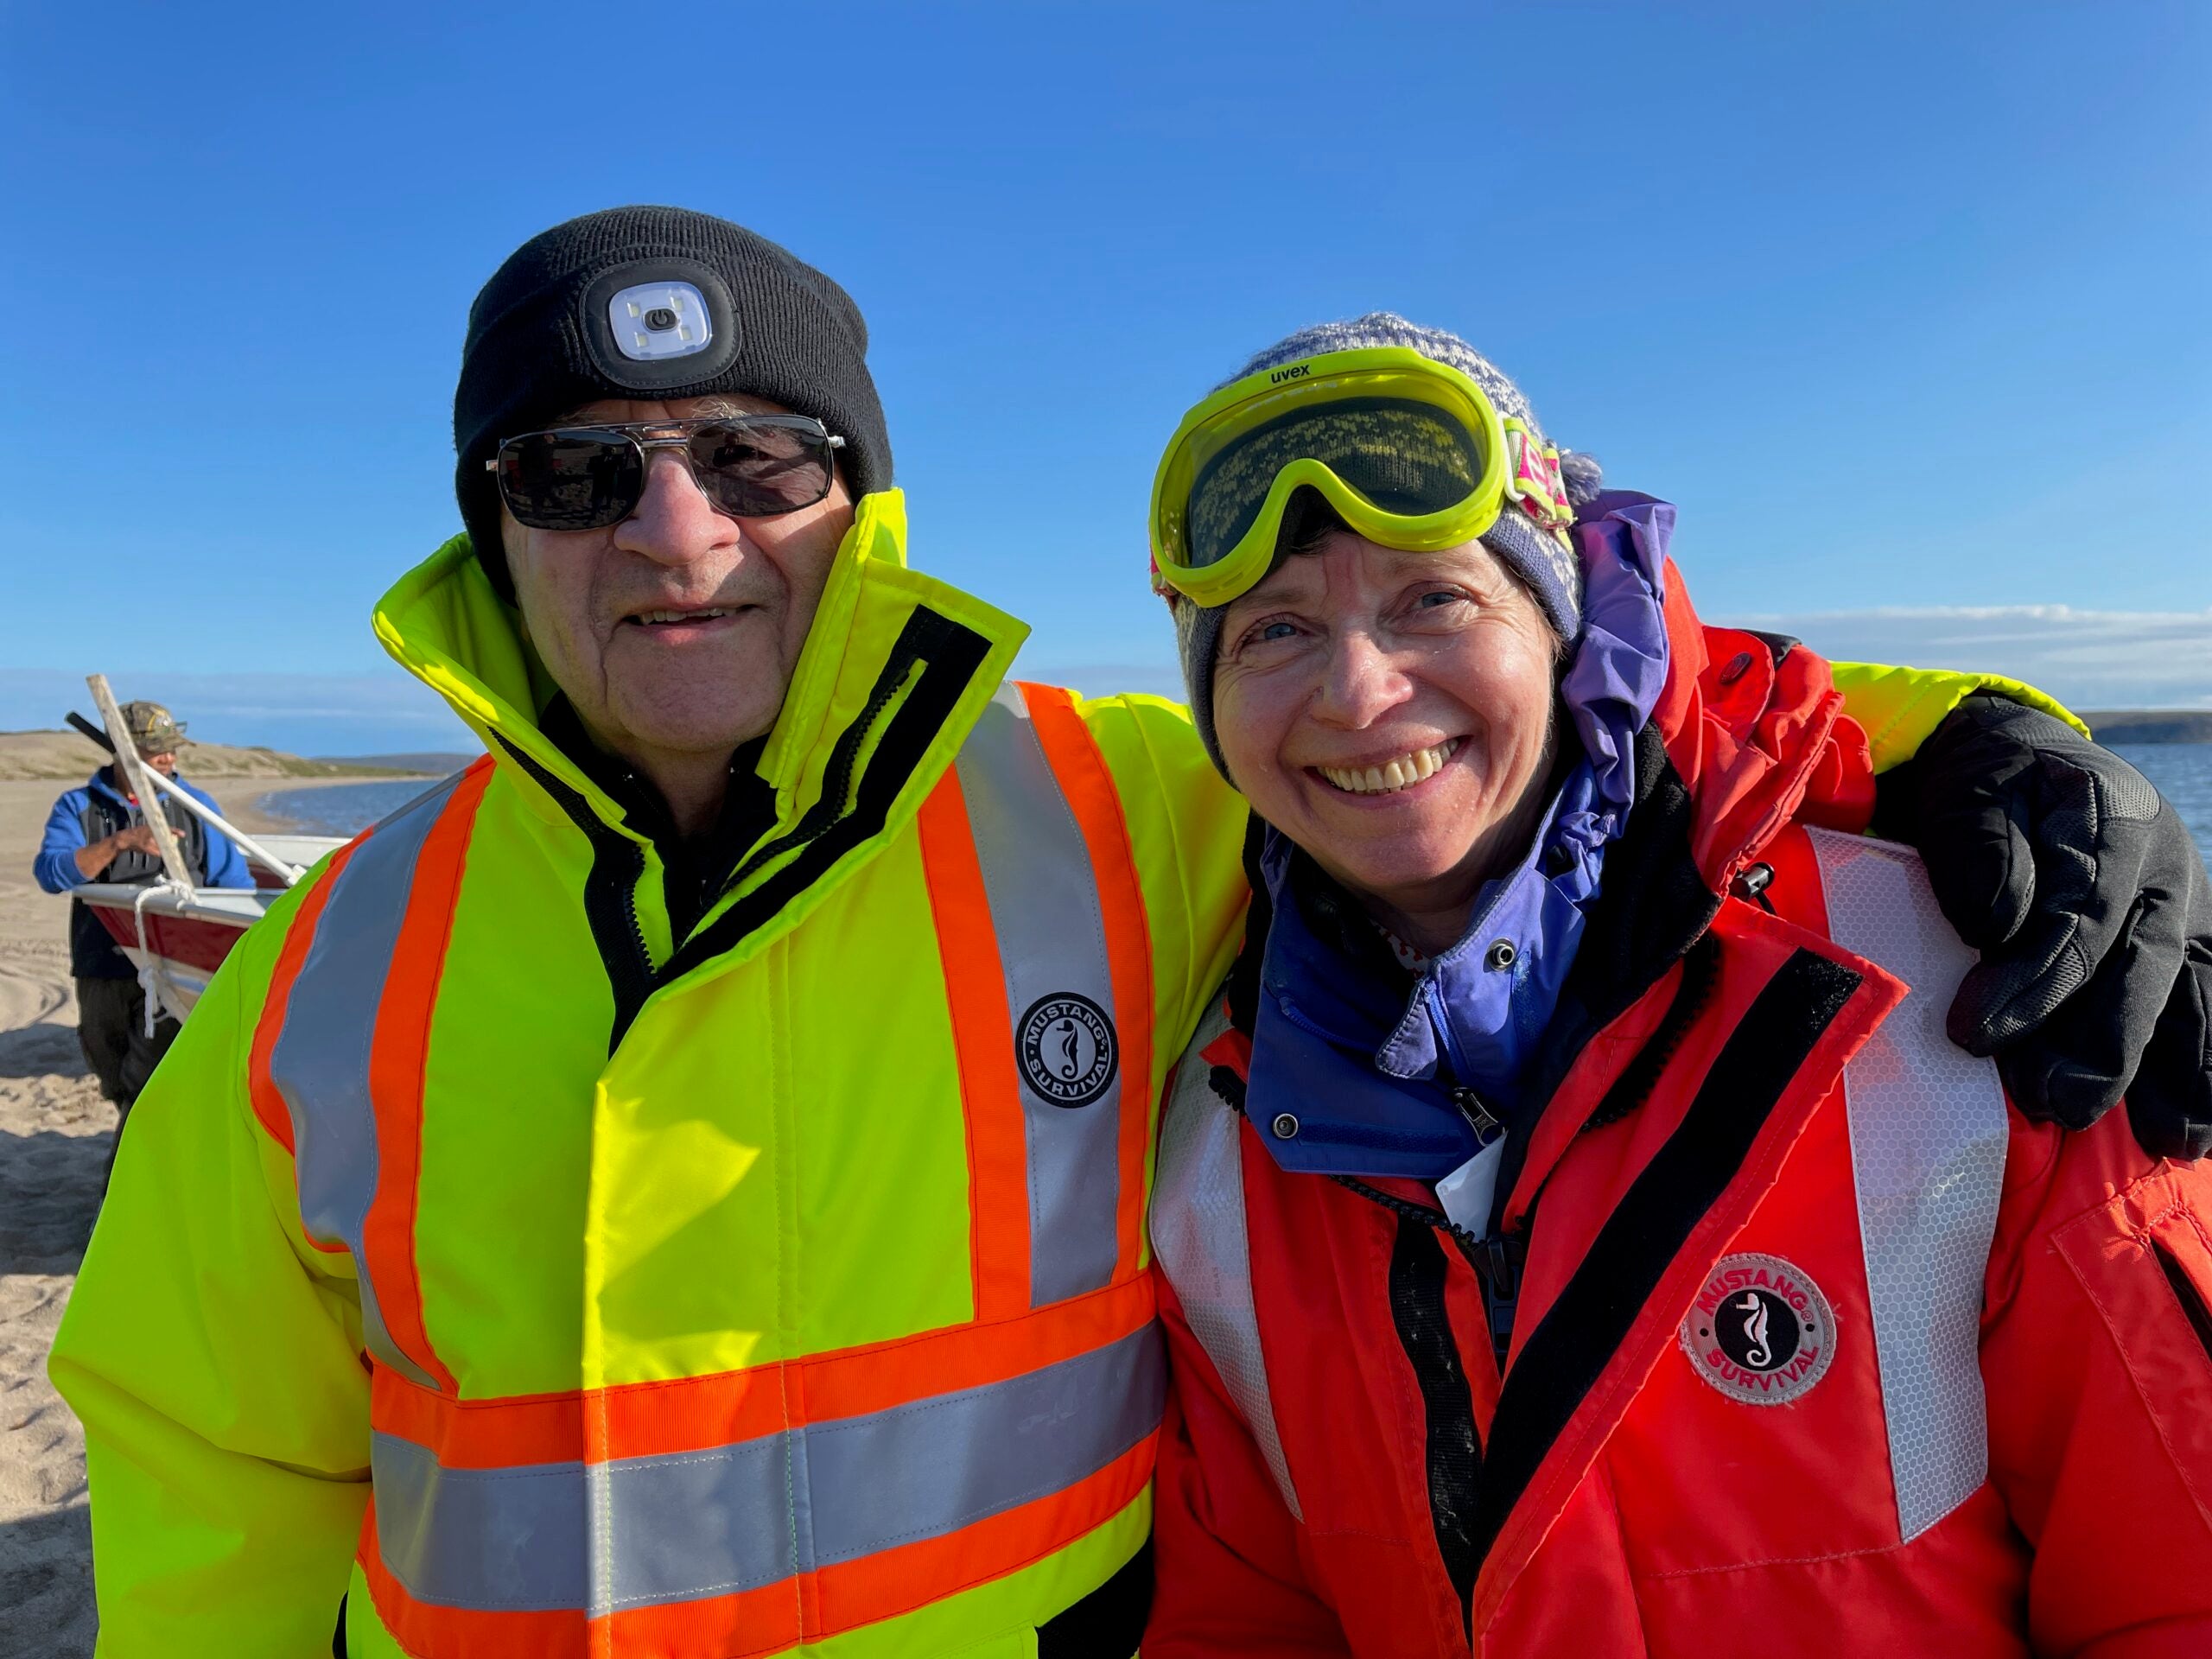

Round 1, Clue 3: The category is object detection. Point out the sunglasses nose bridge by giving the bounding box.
[633,439,721,515]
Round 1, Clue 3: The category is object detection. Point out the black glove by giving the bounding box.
[1873,693,2212,1160]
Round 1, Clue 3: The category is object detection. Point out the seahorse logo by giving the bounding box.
[1678,1253,1838,1407]
[1017,992,1119,1108]
[1735,1292,1773,1369]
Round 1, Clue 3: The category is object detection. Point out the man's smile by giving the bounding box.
[617,603,753,639]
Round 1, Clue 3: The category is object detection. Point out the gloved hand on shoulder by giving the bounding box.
[1876,693,2212,1160]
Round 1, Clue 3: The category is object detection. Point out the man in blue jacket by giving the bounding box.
[32,701,250,1151]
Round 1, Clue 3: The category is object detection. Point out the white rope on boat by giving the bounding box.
[130,880,194,1034]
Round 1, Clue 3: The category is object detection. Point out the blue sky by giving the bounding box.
[2,2,2205,755]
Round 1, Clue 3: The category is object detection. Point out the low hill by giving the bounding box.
[320,751,480,775]
[2079,711,2212,746]
[0,728,437,782]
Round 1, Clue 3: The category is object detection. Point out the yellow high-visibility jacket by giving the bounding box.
[50,491,2069,1657]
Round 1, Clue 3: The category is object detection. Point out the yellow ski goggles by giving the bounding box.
[1148,346,1576,608]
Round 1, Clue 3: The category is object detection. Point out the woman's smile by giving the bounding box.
[1310,737,1463,797]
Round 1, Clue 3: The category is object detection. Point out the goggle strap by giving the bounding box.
[1503,420,1576,534]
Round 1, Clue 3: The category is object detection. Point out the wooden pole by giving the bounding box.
[85,674,198,890]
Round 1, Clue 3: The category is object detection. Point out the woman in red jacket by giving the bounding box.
[1141,314,2212,1656]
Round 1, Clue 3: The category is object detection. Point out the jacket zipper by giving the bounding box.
[1388,1212,1484,1631]
[1214,963,1522,1635]
[1333,1173,1524,1637]
[493,647,932,1051]
[1329,1173,1527,1376]
[492,736,657,1047]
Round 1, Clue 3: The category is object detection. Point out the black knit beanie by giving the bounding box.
[453,206,892,599]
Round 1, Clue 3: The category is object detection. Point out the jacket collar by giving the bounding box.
[86,766,195,809]
[372,490,1028,874]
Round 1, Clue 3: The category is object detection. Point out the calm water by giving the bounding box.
[254,777,457,835]
[2115,745,2212,865]
[257,747,2212,861]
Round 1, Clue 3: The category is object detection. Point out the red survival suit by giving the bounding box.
[1144,568,2212,1657]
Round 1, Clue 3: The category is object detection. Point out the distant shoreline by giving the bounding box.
[2082,712,2212,745]
[0,728,444,785]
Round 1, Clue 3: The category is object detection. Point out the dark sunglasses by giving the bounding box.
[488,416,845,531]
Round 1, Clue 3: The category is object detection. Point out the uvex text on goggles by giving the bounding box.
[490,416,845,531]
[1147,347,1575,608]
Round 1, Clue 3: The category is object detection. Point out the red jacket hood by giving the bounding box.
[1646,553,1876,893]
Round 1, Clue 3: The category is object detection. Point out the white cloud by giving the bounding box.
[1715,607,2212,710]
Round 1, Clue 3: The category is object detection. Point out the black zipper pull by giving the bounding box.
[1450,1085,1501,1137]
[1731,861,1778,915]
[1478,1231,1526,1375]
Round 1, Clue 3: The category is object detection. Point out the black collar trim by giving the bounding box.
[662,605,990,985]
[1464,946,1864,1579]
[493,604,991,1049]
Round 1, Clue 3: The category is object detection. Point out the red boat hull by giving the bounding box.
[89,902,245,976]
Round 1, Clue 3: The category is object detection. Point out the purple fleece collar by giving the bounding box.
[1245,494,1675,1181]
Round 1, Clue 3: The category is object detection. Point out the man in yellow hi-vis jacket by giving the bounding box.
[50,207,2211,1657]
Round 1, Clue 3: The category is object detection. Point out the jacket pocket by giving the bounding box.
[2051,1166,2212,1502]
[2152,1237,2212,1366]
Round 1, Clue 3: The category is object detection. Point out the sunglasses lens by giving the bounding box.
[686,421,836,517]
[1183,396,1490,571]
[498,432,644,530]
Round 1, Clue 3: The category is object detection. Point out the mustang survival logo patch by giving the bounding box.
[1678,1252,1837,1406]
[1017,992,1119,1108]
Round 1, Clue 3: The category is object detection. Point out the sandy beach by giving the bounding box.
[0,772,389,1654]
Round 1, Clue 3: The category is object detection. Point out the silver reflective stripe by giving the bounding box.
[372,1433,587,1611]
[371,1324,1163,1617]
[596,1321,1161,1615]
[591,1436,795,1614]
[955,683,1123,1306]
[1808,828,2008,1542]
[268,774,463,1391]
[1150,1000,1303,1521]
[804,1318,1160,1569]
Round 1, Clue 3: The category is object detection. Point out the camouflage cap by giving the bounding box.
[118,701,187,756]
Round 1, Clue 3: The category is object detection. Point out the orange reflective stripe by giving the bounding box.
[372,1369,585,1469]
[787,1274,1153,1430]
[364,758,493,1395]
[1020,683,1158,1280]
[597,1579,798,1659]
[360,1294,1159,1659]
[370,1274,1155,1467]
[915,769,1031,1323]
[246,836,364,1162]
